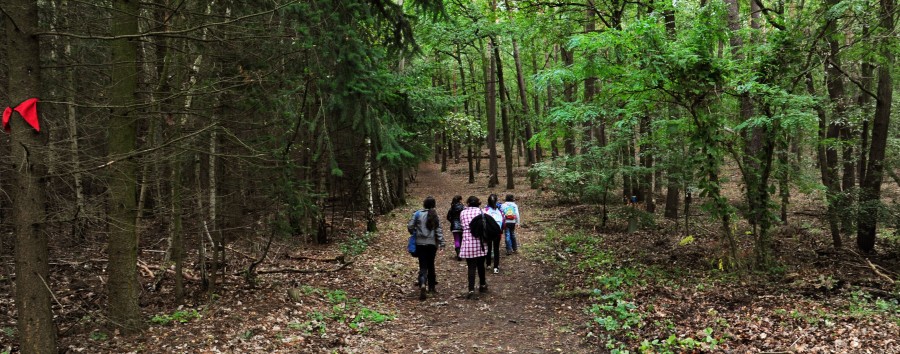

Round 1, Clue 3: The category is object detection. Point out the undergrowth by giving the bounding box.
[284,286,394,338]
[539,228,724,353]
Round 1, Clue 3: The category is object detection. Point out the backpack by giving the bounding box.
[504,206,516,221]
[469,212,501,242]
[407,211,421,257]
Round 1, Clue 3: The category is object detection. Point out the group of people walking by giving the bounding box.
[407,194,522,300]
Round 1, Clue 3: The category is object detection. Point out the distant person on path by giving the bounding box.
[501,194,521,255]
[446,195,465,261]
[459,196,488,298]
[408,196,444,300]
[484,194,504,274]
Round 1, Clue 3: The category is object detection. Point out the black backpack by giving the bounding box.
[469,211,501,245]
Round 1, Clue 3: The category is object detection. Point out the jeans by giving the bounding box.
[417,245,438,290]
[465,256,486,291]
[484,234,500,270]
[505,224,518,252]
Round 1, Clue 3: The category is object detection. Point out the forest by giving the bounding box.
[1,0,898,352]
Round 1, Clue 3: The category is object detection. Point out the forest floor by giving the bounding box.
[2,157,900,353]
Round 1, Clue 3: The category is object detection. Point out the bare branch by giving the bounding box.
[35,1,300,40]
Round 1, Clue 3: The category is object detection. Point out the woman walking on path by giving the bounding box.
[446,195,465,261]
[484,194,504,274]
[459,196,488,298]
[501,194,521,255]
[408,196,444,300]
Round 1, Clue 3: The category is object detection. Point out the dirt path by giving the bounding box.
[351,161,593,353]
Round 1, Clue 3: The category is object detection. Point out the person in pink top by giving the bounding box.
[459,196,488,298]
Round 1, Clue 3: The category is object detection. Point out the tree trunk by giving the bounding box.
[561,46,576,155]
[6,1,59,351]
[806,73,842,248]
[511,39,535,166]
[486,41,500,188]
[493,38,515,190]
[665,183,680,218]
[365,137,377,232]
[107,0,145,332]
[857,0,894,253]
[823,0,849,243]
[468,144,475,183]
[857,53,874,186]
[779,136,790,224]
[170,154,184,302]
[441,131,448,172]
[640,115,655,212]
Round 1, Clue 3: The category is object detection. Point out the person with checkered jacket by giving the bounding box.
[459,196,488,298]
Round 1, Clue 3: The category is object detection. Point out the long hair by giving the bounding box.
[424,196,439,231]
[487,194,499,209]
[451,195,462,206]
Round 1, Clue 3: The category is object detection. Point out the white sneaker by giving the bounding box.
[493,267,499,274]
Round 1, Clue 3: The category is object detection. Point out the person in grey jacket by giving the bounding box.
[408,196,444,300]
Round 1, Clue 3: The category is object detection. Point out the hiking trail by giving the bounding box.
[351,161,593,353]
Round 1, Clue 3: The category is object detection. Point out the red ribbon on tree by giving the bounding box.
[2,98,40,132]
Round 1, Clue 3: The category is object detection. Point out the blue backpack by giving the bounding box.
[407,211,421,257]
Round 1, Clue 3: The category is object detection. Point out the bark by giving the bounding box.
[485,41,499,188]
[858,55,874,185]
[468,144,475,183]
[806,73,842,248]
[511,39,535,166]
[824,0,851,237]
[857,0,894,253]
[561,46,576,156]
[441,131,448,172]
[170,154,184,302]
[779,136,790,224]
[6,1,59,351]
[664,183,680,218]
[640,115,655,212]
[208,127,221,298]
[583,5,599,146]
[493,38,515,190]
[61,0,86,238]
[107,0,145,332]
[365,137,377,232]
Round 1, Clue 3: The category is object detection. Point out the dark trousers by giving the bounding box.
[417,245,438,289]
[466,256,486,291]
[484,234,501,270]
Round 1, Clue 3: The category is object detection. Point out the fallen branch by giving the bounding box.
[226,246,256,260]
[137,260,155,278]
[283,253,345,263]
[845,249,897,285]
[256,261,354,275]
[863,257,896,285]
[145,264,200,282]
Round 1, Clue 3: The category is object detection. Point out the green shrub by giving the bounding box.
[150,309,201,325]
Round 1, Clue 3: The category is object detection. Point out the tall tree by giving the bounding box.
[821,0,848,245]
[485,40,500,187]
[493,37,515,189]
[857,0,895,253]
[5,1,58,351]
[107,0,144,332]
